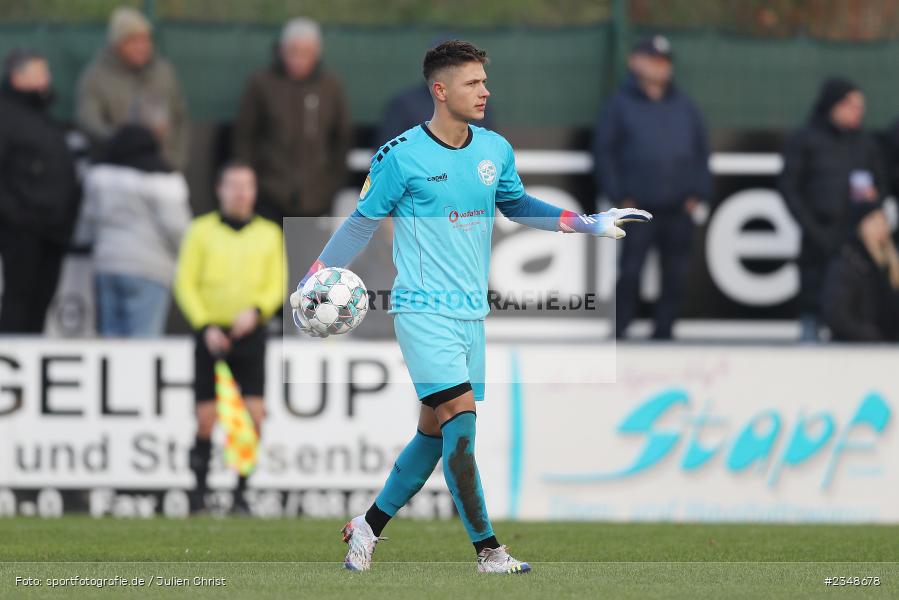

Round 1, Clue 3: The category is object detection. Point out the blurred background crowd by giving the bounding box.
[2,0,899,343]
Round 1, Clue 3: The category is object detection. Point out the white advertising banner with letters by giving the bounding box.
[0,338,509,519]
[517,346,899,523]
[0,339,896,522]
[31,150,899,340]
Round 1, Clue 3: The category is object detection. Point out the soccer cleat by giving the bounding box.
[341,515,386,571]
[230,492,251,516]
[188,489,207,515]
[476,545,532,574]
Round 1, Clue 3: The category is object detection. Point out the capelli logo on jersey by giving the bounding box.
[427,172,448,182]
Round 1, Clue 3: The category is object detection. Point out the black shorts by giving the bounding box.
[194,326,267,403]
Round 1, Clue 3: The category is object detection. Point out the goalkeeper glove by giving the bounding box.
[290,259,329,338]
[559,207,653,239]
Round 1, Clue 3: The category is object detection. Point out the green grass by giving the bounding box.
[1,518,897,599]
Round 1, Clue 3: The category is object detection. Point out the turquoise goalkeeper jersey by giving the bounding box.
[357,123,524,320]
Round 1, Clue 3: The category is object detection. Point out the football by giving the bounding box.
[298,267,368,336]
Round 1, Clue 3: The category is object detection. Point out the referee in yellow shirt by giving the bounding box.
[174,160,285,514]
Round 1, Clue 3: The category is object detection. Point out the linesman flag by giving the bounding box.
[214,360,258,476]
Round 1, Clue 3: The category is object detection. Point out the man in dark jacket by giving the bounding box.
[779,78,887,342]
[593,36,711,339]
[884,119,899,199]
[0,49,79,333]
[233,17,352,223]
[822,204,899,342]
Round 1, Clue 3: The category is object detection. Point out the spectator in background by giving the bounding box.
[822,204,899,341]
[593,35,711,340]
[174,161,285,514]
[0,49,79,333]
[76,6,189,171]
[779,78,886,342]
[233,17,351,222]
[81,125,191,337]
[883,119,899,199]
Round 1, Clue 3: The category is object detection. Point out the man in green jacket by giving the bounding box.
[76,7,189,171]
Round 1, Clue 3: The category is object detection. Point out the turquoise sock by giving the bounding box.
[374,429,443,516]
[440,411,494,542]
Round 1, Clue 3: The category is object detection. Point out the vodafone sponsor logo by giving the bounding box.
[447,208,486,223]
[445,207,487,232]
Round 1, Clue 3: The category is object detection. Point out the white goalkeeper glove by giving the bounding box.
[289,287,328,338]
[290,260,331,338]
[559,207,653,239]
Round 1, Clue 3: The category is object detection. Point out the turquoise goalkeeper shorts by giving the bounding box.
[394,312,486,403]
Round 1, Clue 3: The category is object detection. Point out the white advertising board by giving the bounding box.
[519,346,898,523]
[0,339,896,522]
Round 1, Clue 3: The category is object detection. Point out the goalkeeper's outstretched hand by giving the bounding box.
[560,207,653,239]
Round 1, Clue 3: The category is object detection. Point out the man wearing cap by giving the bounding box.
[593,35,711,340]
[76,6,189,171]
[233,17,351,223]
[780,78,887,342]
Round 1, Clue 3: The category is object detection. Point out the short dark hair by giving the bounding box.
[217,159,254,184]
[422,40,488,82]
[3,48,44,78]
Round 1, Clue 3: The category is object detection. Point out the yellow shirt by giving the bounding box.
[174,212,286,329]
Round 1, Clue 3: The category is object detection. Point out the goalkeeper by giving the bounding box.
[290,40,651,574]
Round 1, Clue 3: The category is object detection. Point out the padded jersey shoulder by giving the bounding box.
[369,125,424,171]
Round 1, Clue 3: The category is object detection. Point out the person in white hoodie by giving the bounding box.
[82,124,190,336]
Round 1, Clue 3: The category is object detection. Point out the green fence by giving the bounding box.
[0,0,613,26]
[2,21,899,129]
[652,30,899,130]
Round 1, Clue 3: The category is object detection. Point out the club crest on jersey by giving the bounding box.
[477,159,496,186]
[359,175,371,199]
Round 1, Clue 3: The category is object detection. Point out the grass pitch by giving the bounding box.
[1,517,897,599]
